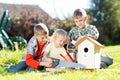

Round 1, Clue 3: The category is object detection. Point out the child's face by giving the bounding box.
[54,35,67,48]
[74,16,86,29]
[35,34,48,44]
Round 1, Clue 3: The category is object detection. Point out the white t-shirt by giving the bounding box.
[44,42,67,60]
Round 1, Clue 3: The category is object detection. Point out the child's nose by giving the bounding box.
[60,41,64,45]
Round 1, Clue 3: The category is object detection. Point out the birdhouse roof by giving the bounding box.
[75,36,104,48]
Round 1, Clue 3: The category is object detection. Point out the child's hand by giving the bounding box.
[45,58,53,62]
[90,36,97,40]
[40,59,52,67]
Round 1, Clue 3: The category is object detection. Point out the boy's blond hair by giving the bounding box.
[51,29,68,43]
[73,8,87,18]
[34,23,49,35]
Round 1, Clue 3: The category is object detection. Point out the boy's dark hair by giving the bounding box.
[73,8,87,18]
[34,23,49,35]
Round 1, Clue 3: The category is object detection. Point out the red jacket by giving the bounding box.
[21,36,47,68]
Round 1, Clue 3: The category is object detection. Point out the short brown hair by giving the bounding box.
[73,8,87,18]
[34,23,49,35]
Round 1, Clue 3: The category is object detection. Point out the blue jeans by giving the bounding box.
[100,55,113,69]
[7,61,40,72]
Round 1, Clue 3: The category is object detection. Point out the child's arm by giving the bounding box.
[40,61,52,67]
[87,25,99,40]
[41,51,53,67]
[43,51,48,59]
[43,52,50,61]
[59,48,75,62]
[43,43,53,62]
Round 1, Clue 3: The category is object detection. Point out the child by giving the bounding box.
[68,8,99,42]
[68,8,113,69]
[43,29,73,62]
[43,29,84,68]
[8,23,52,72]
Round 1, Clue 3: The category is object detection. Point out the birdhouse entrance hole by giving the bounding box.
[84,47,88,53]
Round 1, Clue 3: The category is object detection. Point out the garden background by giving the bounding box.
[0,0,120,80]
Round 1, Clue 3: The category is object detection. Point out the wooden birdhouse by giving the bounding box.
[74,36,104,69]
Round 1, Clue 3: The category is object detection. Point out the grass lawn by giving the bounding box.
[0,45,120,80]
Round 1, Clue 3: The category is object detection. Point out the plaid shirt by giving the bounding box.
[68,25,99,41]
[68,25,99,50]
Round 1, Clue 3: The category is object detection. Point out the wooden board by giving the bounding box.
[46,68,75,72]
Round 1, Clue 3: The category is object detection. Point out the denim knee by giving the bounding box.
[7,61,27,72]
[101,55,113,66]
[100,62,108,69]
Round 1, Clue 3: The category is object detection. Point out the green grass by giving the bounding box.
[0,45,120,80]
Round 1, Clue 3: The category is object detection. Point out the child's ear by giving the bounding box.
[84,16,88,21]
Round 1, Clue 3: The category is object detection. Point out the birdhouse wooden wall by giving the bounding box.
[75,36,103,69]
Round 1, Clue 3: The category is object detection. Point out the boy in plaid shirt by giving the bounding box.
[68,8,113,69]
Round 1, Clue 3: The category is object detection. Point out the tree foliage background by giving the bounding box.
[1,0,120,45]
[88,0,120,45]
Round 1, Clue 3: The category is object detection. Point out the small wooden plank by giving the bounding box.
[46,68,75,72]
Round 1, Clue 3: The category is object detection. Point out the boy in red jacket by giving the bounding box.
[8,23,52,72]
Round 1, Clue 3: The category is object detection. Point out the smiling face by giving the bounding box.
[51,29,68,48]
[73,16,87,29]
[35,34,48,44]
[33,23,49,44]
[54,35,67,48]
[73,8,87,29]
